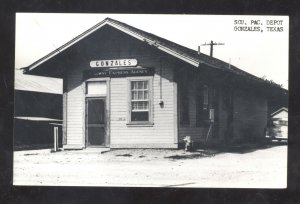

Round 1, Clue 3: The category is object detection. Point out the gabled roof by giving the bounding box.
[271,107,288,117]
[23,17,284,89]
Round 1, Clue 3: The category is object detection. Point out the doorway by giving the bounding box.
[85,98,106,146]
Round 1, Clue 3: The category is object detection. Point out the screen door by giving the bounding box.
[86,98,105,146]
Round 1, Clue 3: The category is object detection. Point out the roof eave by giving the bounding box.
[271,107,288,116]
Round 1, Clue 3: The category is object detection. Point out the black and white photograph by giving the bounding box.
[13,13,288,188]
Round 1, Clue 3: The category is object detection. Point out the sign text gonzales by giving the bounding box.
[90,59,138,68]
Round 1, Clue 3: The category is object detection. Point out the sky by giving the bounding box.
[15,13,289,92]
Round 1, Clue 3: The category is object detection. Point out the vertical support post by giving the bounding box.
[62,73,68,146]
[54,126,58,152]
[210,40,213,57]
[159,58,163,101]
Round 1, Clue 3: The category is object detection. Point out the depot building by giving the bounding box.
[23,18,287,149]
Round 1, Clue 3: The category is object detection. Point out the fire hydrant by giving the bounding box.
[183,136,192,152]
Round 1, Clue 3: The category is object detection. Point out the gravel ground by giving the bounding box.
[13,144,287,188]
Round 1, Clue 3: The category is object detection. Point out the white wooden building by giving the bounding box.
[270,107,288,139]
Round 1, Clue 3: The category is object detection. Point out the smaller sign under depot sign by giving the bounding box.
[90,59,138,68]
[83,67,155,80]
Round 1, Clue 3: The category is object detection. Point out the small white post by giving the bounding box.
[54,126,58,152]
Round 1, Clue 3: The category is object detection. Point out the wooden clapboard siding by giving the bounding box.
[153,61,176,145]
[110,63,177,147]
[65,68,85,147]
[106,29,178,148]
[110,143,177,148]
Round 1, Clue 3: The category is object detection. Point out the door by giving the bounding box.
[223,91,234,144]
[86,98,106,146]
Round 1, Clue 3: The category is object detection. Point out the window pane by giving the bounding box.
[132,101,148,110]
[144,91,148,99]
[87,81,106,95]
[140,101,148,109]
[144,102,149,109]
[138,91,144,99]
[131,81,149,91]
[144,81,148,89]
[132,91,138,100]
[131,112,149,121]
[132,102,137,110]
[138,81,143,89]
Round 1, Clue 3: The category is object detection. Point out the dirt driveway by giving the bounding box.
[13,144,287,188]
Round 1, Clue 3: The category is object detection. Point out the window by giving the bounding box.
[196,84,209,127]
[86,81,107,95]
[130,80,151,122]
[279,120,288,126]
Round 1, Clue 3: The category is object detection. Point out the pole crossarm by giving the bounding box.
[201,40,225,57]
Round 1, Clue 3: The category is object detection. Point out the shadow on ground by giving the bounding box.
[221,140,287,154]
[164,151,216,160]
[14,144,54,151]
[116,154,132,157]
[164,141,287,160]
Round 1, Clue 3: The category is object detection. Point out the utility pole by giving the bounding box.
[201,40,225,57]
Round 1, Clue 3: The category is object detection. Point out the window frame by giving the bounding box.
[85,79,108,98]
[179,81,190,126]
[127,77,153,126]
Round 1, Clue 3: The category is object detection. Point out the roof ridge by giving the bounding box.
[104,18,284,87]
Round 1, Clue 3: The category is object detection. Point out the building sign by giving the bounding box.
[83,67,154,80]
[90,59,138,68]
